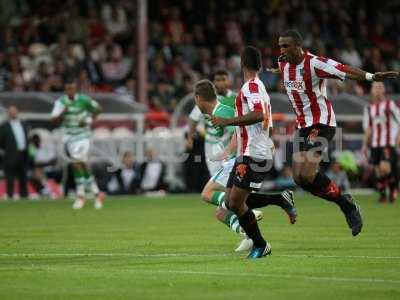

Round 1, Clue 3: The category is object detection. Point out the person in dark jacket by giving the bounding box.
[0,106,29,199]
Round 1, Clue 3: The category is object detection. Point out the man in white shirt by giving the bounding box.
[0,106,29,199]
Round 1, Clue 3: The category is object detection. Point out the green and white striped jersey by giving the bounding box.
[217,90,236,109]
[51,94,100,139]
[202,102,236,159]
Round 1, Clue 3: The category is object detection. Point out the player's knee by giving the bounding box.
[201,189,212,203]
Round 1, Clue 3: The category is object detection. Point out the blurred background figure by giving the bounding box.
[28,133,59,198]
[326,160,351,195]
[0,106,29,200]
[107,151,141,194]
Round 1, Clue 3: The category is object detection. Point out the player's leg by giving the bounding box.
[203,163,263,238]
[228,185,270,258]
[373,148,390,202]
[227,157,273,258]
[217,157,294,222]
[4,164,15,199]
[292,126,362,236]
[293,150,362,236]
[246,190,297,224]
[71,162,86,209]
[201,180,225,206]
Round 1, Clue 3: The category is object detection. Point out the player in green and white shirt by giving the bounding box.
[194,79,297,252]
[51,80,105,209]
[188,70,237,175]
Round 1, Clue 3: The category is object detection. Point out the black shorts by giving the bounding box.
[227,156,273,191]
[293,124,336,153]
[370,146,397,167]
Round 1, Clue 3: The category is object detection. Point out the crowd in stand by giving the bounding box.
[0,0,399,113]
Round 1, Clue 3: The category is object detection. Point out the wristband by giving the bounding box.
[365,72,374,81]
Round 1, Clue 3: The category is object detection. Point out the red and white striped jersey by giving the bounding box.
[278,52,347,128]
[363,99,400,147]
[235,77,274,159]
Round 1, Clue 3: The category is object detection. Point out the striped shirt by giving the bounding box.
[279,52,347,128]
[235,77,274,160]
[363,99,400,147]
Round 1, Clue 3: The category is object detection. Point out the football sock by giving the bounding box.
[238,209,266,248]
[223,210,242,234]
[83,169,100,195]
[246,193,285,209]
[210,191,225,206]
[304,172,353,211]
[376,176,388,199]
[73,169,86,198]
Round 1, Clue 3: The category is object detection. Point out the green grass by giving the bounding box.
[0,193,399,300]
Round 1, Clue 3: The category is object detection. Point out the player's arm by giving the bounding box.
[51,100,67,124]
[344,66,399,82]
[313,57,399,82]
[211,111,263,127]
[212,84,265,127]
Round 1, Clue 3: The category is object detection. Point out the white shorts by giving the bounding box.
[210,157,236,187]
[205,142,224,175]
[64,137,91,162]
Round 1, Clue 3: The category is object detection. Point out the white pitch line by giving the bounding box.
[1,253,400,260]
[126,270,400,285]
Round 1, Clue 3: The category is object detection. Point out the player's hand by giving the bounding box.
[266,68,281,74]
[186,137,194,150]
[373,71,400,81]
[211,116,230,127]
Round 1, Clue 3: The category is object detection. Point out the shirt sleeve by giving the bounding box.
[189,105,202,122]
[362,106,371,131]
[86,96,100,112]
[51,100,65,118]
[390,100,400,124]
[312,56,347,81]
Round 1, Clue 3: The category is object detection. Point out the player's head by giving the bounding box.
[279,29,303,63]
[213,69,230,96]
[7,105,19,120]
[370,82,386,101]
[194,79,217,112]
[241,46,262,73]
[64,79,78,99]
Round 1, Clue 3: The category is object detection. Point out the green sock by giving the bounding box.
[223,211,242,234]
[73,169,86,197]
[82,169,99,195]
[210,191,225,206]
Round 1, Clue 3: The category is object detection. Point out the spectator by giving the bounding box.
[29,133,58,198]
[107,151,141,194]
[140,148,166,192]
[0,106,29,200]
[274,165,297,191]
[326,161,351,194]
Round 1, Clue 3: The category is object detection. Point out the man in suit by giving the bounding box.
[0,106,29,199]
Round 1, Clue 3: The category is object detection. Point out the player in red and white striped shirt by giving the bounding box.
[362,82,400,202]
[211,46,278,258]
[275,30,399,236]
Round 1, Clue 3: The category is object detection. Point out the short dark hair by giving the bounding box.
[280,29,303,46]
[241,46,262,71]
[213,69,229,80]
[64,77,76,85]
[194,79,217,102]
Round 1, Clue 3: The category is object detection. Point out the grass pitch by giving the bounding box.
[0,193,399,300]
